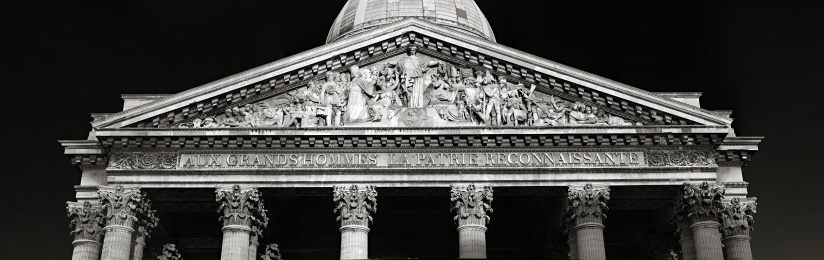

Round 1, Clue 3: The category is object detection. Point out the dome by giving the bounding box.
[327,0,496,44]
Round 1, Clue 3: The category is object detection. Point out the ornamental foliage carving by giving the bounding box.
[675,182,725,224]
[333,185,378,227]
[215,185,268,227]
[721,198,757,237]
[66,201,106,241]
[565,184,610,225]
[261,243,283,260]
[450,184,493,226]
[134,194,159,238]
[98,185,144,227]
[156,243,183,260]
[646,150,715,167]
[109,152,177,170]
[177,46,635,129]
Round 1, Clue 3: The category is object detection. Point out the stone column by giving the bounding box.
[216,185,268,260]
[674,182,726,260]
[156,243,183,260]
[333,185,378,260]
[67,201,106,260]
[564,219,578,260]
[248,223,268,260]
[673,197,696,260]
[565,184,610,260]
[98,185,145,260]
[721,198,757,260]
[130,195,158,260]
[450,184,493,259]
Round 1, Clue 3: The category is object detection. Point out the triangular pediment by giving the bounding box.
[91,18,731,130]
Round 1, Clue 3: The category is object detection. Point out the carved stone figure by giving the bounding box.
[345,66,376,122]
[401,45,440,108]
[260,243,283,260]
[156,243,183,260]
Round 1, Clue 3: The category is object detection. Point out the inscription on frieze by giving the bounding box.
[177,152,647,169]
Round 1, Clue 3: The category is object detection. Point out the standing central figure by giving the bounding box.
[401,45,436,108]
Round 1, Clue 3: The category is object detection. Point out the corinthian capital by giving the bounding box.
[333,185,378,227]
[450,184,493,226]
[98,185,143,227]
[260,243,283,260]
[721,198,757,237]
[215,185,267,227]
[66,201,106,242]
[565,184,610,225]
[676,182,726,224]
[156,243,183,260]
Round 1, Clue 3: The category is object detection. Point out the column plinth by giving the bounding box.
[333,185,377,260]
[67,201,106,260]
[451,184,493,259]
[721,198,757,260]
[98,185,144,260]
[675,182,726,260]
[216,185,268,260]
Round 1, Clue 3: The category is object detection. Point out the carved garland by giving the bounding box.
[333,185,378,227]
[450,184,493,226]
[215,185,267,227]
[646,150,716,167]
[109,152,178,170]
[66,201,106,242]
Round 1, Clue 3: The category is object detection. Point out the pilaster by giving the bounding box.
[98,185,144,260]
[333,185,377,260]
[451,184,493,259]
[216,185,267,260]
[675,182,726,260]
[721,198,757,260]
[565,184,610,260]
[67,201,106,260]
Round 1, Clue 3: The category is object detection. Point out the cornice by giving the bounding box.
[91,19,731,129]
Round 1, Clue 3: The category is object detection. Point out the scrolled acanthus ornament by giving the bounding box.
[156,243,183,260]
[98,185,144,227]
[260,243,283,260]
[565,184,610,225]
[721,198,757,237]
[215,185,267,227]
[450,184,494,226]
[109,152,178,170]
[333,185,378,227]
[66,201,106,242]
[646,150,716,167]
[676,182,726,224]
[134,194,159,238]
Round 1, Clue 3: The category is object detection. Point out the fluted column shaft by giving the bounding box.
[334,185,378,260]
[690,221,724,260]
[457,225,487,258]
[567,234,578,260]
[72,240,102,260]
[678,229,696,260]
[129,232,146,260]
[574,223,606,260]
[340,225,370,259]
[723,235,753,260]
[101,225,135,260]
[221,225,252,260]
[248,233,260,260]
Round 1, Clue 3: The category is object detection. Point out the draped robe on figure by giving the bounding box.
[402,54,427,108]
[345,77,376,122]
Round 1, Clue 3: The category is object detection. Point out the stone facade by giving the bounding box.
[58,1,762,259]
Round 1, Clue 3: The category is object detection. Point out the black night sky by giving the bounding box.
[3,1,823,258]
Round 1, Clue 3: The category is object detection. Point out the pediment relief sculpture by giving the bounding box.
[177,46,637,129]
